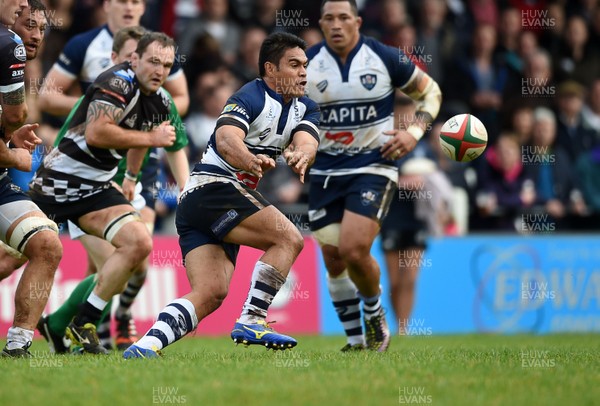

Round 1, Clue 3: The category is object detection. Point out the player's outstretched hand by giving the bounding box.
[151,121,176,147]
[10,123,41,153]
[283,147,310,183]
[380,129,417,160]
[246,154,276,179]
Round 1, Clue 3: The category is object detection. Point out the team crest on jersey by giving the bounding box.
[360,189,379,206]
[14,44,26,62]
[316,80,328,92]
[360,74,377,90]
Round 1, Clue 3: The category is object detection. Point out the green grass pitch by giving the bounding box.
[1,334,598,405]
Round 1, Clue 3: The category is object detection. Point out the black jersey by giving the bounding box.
[30,62,172,203]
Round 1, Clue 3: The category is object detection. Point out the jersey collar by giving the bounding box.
[323,34,364,82]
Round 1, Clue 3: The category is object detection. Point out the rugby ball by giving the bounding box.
[439,114,488,162]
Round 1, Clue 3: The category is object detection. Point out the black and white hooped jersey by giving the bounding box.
[54,24,183,93]
[186,79,320,190]
[306,36,417,182]
[30,62,173,203]
[0,26,26,176]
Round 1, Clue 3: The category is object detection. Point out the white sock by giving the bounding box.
[87,291,108,311]
[328,274,365,346]
[136,298,198,350]
[6,326,34,350]
[238,261,285,324]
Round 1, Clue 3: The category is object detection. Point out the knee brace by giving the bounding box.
[9,216,59,254]
[312,223,341,247]
[103,211,142,244]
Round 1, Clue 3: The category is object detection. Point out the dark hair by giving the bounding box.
[258,32,307,77]
[135,32,176,58]
[28,0,46,12]
[320,0,359,16]
[113,26,146,53]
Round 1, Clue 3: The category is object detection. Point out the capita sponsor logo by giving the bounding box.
[399,45,433,66]
[29,351,64,368]
[397,180,432,201]
[398,250,432,269]
[519,213,556,234]
[28,77,64,95]
[151,249,184,268]
[275,9,310,30]
[274,350,310,368]
[399,386,432,404]
[399,318,433,336]
[522,10,556,29]
[521,146,556,165]
[153,387,187,404]
[521,280,556,301]
[521,349,556,368]
[397,113,433,134]
[275,213,310,233]
[521,78,555,97]
[28,281,69,302]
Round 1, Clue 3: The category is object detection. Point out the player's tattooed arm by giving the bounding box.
[85,100,124,126]
[2,87,25,105]
[399,67,442,140]
[1,87,28,133]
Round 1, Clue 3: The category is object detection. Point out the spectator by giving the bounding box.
[475,133,536,230]
[554,15,600,86]
[178,0,241,64]
[495,8,523,74]
[575,145,600,229]
[510,104,535,146]
[445,24,509,141]
[416,0,455,87]
[582,78,600,135]
[555,80,599,162]
[539,2,566,56]
[232,26,268,83]
[526,107,586,229]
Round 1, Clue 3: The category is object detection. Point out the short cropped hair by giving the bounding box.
[258,32,307,77]
[135,32,176,58]
[112,26,146,53]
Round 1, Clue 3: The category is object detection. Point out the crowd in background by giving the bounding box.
[24,0,600,233]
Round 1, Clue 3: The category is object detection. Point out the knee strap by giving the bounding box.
[9,216,59,254]
[312,223,341,247]
[103,211,141,243]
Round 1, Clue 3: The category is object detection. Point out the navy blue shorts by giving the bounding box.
[308,173,395,231]
[0,175,31,205]
[176,179,271,264]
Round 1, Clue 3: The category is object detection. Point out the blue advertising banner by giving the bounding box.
[319,236,600,335]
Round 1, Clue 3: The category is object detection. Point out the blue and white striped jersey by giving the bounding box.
[187,79,320,190]
[306,35,416,182]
